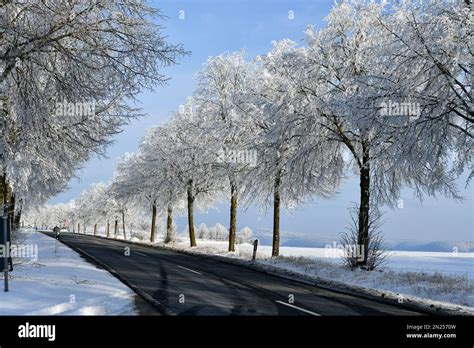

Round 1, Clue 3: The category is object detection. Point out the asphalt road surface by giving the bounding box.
[43,231,423,316]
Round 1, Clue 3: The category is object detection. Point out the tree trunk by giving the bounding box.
[72,221,75,233]
[77,223,80,234]
[9,193,15,229]
[165,204,173,243]
[228,182,237,252]
[93,223,97,236]
[1,178,13,230]
[150,202,157,243]
[106,220,110,238]
[272,170,282,257]
[187,181,196,247]
[114,219,118,238]
[122,211,126,240]
[356,141,370,268]
[1,175,7,218]
[83,223,86,234]
[14,205,22,229]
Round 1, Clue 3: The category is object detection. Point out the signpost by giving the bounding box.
[1,210,12,292]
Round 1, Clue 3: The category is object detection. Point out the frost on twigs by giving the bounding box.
[0,0,186,208]
[340,205,388,271]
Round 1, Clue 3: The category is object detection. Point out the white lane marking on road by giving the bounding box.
[275,300,321,316]
[177,265,202,275]
[135,251,149,257]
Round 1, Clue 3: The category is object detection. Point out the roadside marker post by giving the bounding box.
[53,226,60,254]
[252,239,259,261]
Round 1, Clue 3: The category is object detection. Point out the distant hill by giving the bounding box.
[252,229,474,252]
[388,241,474,253]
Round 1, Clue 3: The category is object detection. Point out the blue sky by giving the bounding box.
[50,0,473,244]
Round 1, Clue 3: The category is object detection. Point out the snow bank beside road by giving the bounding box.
[0,230,137,315]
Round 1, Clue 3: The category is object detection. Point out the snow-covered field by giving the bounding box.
[160,239,474,279]
[0,230,137,315]
[163,238,474,308]
[270,245,472,280]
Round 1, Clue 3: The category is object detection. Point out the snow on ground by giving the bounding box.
[162,238,474,308]
[0,229,137,315]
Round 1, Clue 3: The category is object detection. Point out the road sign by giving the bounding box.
[0,216,12,272]
[53,226,60,239]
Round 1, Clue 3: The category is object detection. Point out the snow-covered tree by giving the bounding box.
[75,184,103,234]
[23,202,74,230]
[374,0,473,180]
[294,0,462,267]
[197,223,209,239]
[238,226,253,242]
[143,100,220,247]
[110,153,153,241]
[195,52,260,251]
[27,0,470,271]
[137,127,186,243]
[0,0,186,219]
[245,40,343,256]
